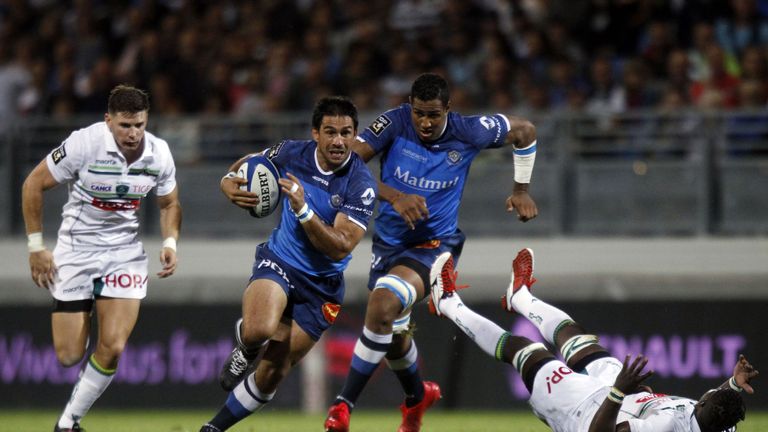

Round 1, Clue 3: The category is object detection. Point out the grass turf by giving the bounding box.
[2,410,768,432]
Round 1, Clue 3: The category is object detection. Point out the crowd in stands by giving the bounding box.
[1,0,768,121]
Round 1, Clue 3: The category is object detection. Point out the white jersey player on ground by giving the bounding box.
[428,248,758,432]
[21,85,182,432]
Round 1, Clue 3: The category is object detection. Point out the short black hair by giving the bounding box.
[411,73,450,106]
[706,389,746,431]
[108,85,150,114]
[312,96,358,130]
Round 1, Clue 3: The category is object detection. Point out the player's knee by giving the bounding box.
[240,323,274,348]
[55,348,86,367]
[371,275,416,315]
[96,339,128,360]
[560,334,603,365]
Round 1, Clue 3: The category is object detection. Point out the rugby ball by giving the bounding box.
[237,154,281,218]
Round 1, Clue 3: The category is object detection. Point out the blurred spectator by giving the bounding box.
[691,44,741,108]
[0,0,764,118]
[585,56,622,116]
[639,20,676,79]
[0,38,33,126]
[665,49,693,104]
[738,78,768,106]
[739,44,768,81]
[715,0,768,58]
[689,22,722,81]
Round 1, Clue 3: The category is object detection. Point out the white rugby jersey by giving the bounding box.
[618,392,701,432]
[46,122,176,250]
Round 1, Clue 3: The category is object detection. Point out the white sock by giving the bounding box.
[58,356,115,428]
[510,285,573,345]
[230,372,275,413]
[441,296,507,359]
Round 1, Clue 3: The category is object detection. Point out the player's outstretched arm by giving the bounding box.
[503,116,539,222]
[21,160,60,289]
[220,154,260,210]
[157,186,181,278]
[719,354,759,394]
[588,354,654,432]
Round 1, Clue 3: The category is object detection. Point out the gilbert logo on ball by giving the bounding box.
[237,154,281,218]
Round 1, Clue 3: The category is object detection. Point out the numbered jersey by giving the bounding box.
[359,104,510,245]
[46,122,177,251]
[618,393,701,432]
[265,140,377,277]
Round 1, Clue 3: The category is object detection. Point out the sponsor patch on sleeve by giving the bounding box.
[368,114,392,137]
[267,140,286,160]
[51,143,67,164]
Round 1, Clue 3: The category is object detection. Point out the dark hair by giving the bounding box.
[108,85,150,114]
[411,73,450,106]
[312,96,358,130]
[706,389,746,431]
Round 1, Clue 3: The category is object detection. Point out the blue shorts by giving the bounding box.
[250,243,344,341]
[367,230,466,295]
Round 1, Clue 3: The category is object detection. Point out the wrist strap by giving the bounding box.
[294,203,314,224]
[27,232,45,253]
[607,387,625,404]
[729,377,743,392]
[162,237,177,251]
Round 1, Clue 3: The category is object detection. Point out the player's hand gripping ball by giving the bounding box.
[237,154,281,218]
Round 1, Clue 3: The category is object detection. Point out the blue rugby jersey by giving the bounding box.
[360,103,510,245]
[265,140,377,276]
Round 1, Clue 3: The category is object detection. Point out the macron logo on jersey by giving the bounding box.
[393,166,459,191]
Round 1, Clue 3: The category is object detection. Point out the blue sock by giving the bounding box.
[334,327,392,408]
[208,374,274,430]
[387,340,424,407]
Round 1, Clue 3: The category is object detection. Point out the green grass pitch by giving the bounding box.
[2,410,767,432]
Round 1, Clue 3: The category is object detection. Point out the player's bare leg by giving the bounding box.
[219,280,283,391]
[204,318,315,431]
[51,310,91,366]
[56,298,139,431]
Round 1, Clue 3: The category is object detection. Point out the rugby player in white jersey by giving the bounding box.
[428,248,759,432]
[21,85,181,432]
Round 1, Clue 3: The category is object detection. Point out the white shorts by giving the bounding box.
[528,356,623,432]
[51,242,149,301]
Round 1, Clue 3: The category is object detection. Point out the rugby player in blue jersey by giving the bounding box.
[199,96,377,432]
[324,73,539,432]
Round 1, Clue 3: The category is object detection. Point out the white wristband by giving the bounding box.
[162,237,177,252]
[299,209,314,224]
[513,139,537,184]
[294,203,314,224]
[294,202,308,217]
[27,232,45,253]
